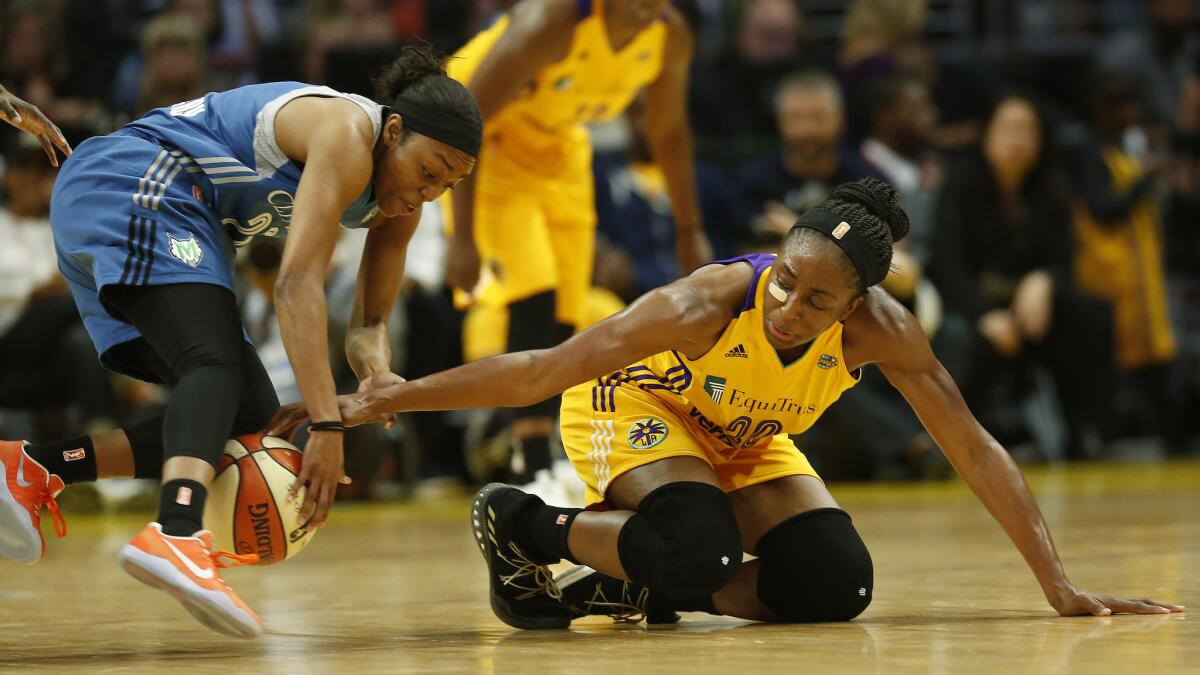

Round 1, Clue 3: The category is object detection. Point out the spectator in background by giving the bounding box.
[304,0,397,85]
[1068,71,1178,445]
[839,0,985,152]
[1099,0,1199,139]
[689,0,807,165]
[189,0,281,89]
[1,2,63,113]
[1,2,109,137]
[1162,130,1200,449]
[933,94,1113,456]
[0,141,118,438]
[859,74,940,264]
[838,0,927,144]
[737,70,879,244]
[135,14,210,116]
[112,0,281,112]
[594,97,738,297]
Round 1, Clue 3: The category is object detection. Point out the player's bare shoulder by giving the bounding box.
[273,96,375,165]
[841,286,926,370]
[659,261,755,349]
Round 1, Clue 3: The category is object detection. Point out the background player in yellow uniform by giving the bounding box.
[444,0,712,485]
[273,178,1181,627]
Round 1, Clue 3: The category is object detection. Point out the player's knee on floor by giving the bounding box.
[755,508,873,622]
[617,482,742,599]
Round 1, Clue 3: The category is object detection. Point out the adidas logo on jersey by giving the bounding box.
[725,344,748,358]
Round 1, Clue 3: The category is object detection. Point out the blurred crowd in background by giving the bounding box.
[2,0,1199,508]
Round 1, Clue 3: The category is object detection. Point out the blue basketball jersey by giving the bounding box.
[122,82,383,246]
[50,81,385,374]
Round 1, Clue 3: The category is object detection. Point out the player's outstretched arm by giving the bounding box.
[268,264,746,434]
[848,289,1184,617]
[349,272,732,416]
[270,97,378,528]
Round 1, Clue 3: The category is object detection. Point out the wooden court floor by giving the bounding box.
[1,459,1196,674]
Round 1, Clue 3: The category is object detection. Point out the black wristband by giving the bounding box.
[309,421,346,433]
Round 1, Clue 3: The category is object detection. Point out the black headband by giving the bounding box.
[791,207,887,289]
[388,97,481,157]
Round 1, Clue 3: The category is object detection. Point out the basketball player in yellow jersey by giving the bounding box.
[272,178,1181,627]
[443,0,712,483]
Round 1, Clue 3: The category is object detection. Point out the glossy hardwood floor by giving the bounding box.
[1,460,1195,674]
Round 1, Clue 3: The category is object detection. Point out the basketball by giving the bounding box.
[203,433,315,565]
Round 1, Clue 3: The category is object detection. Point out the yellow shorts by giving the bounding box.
[560,381,820,508]
[444,134,595,328]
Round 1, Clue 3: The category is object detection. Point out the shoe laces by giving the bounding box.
[578,579,649,624]
[214,550,260,568]
[496,542,564,602]
[42,476,66,539]
[189,532,260,570]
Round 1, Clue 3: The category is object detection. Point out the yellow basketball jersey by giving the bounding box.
[448,0,667,171]
[590,254,861,452]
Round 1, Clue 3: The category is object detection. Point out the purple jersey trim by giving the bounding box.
[576,0,593,20]
[706,253,777,315]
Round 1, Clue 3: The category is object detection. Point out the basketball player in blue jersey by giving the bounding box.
[0,46,481,638]
[276,177,1182,627]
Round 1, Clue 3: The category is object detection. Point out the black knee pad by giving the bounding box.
[755,508,873,622]
[617,482,742,599]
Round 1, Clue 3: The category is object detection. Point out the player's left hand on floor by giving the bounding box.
[1052,588,1185,616]
[289,431,349,529]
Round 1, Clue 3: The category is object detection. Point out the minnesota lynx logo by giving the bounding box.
[704,375,727,404]
[168,233,204,267]
[628,417,668,449]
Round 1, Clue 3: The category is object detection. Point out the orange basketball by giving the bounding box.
[203,433,315,565]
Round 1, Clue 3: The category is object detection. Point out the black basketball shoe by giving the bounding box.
[470,483,573,629]
[556,565,681,625]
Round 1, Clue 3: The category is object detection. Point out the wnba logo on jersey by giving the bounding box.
[628,417,668,449]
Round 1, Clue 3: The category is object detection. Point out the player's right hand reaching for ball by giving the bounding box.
[289,430,351,529]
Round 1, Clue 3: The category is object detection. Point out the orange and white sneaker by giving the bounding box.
[0,440,66,564]
[119,523,262,638]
